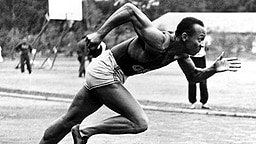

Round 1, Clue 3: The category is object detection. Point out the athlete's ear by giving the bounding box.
[181,32,188,42]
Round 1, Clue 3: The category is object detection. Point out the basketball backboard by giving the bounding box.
[48,0,83,21]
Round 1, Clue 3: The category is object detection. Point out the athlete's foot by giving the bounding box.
[71,124,88,144]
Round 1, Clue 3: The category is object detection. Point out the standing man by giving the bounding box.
[189,40,209,109]
[39,3,240,144]
[77,38,88,77]
[15,41,33,74]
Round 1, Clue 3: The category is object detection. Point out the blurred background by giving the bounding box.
[1,0,256,61]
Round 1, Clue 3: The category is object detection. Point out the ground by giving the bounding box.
[0,56,256,143]
[1,96,256,144]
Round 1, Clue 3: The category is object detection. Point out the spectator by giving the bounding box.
[189,40,209,109]
[15,41,33,74]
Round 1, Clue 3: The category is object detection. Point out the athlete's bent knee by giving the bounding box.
[134,117,149,133]
[135,123,148,133]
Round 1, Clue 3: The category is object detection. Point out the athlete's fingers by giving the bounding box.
[217,51,225,61]
[85,36,99,50]
[224,57,241,67]
[228,67,240,71]
[228,69,238,72]
[229,65,241,68]
[229,60,241,65]
[228,64,241,72]
[229,61,241,64]
[229,60,241,67]
[226,57,239,61]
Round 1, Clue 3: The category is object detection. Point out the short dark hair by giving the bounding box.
[175,17,204,37]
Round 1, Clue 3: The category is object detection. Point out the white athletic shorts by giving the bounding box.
[84,50,127,90]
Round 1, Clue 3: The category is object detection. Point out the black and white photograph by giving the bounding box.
[0,0,255,143]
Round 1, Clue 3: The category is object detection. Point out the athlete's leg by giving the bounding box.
[39,86,102,144]
[73,83,149,142]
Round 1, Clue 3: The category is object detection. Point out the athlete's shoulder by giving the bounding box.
[160,31,175,51]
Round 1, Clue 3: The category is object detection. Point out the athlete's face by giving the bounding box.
[184,24,206,55]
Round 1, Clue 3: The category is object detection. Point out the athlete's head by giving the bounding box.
[175,17,206,55]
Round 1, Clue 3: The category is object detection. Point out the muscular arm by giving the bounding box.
[177,57,216,83]
[88,3,166,53]
[177,52,241,83]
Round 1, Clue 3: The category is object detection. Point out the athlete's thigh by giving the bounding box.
[66,86,103,120]
[92,83,146,122]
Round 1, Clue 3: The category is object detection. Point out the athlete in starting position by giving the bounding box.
[39,3,241,144]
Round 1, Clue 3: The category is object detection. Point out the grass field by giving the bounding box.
[0,55,255,112]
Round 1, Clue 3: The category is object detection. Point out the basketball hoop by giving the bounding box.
[48,0,82,21]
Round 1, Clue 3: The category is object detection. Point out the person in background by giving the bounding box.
[77,38,89,77]
[15,41,33,74]
[189,40,210,109]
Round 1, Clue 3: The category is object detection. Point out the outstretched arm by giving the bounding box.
[86,3,165,51]
[177,52,241,83]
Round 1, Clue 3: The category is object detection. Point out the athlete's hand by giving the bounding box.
[85,32,102,50]
[214,51,241,72]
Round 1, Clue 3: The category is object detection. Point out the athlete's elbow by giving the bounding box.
[122,3,139,16]
[122,3,137,10]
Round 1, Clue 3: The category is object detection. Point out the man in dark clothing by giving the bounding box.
[15,41,32,74]
[77,39,89,77]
